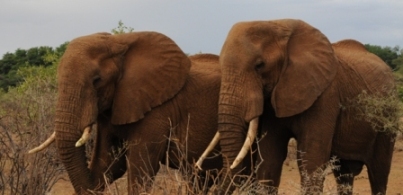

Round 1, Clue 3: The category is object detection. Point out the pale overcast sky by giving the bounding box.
[1,0,402,57]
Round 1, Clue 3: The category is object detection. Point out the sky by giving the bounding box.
[1,0,402,57]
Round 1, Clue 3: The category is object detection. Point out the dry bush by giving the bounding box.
[351,89,403,135]
[0,66,64,195]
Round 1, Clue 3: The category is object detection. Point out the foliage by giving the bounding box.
[365,44,401,70]
[353,90,403,135]
[111,20,134,35]
[393,49,403,75]
[0,42,67,91]
[15,60,58,93]
[394,73,403,101]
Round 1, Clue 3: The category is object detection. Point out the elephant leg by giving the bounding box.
[366,133,395,195]
[295,117,337,193]
[291,92,339,194]
[296,129,333,195]
[124,122,169,194]
[257,118,292,194]
[126,141,166,194]
[332,159,363,195]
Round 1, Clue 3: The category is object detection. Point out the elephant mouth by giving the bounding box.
[75,123,97,147]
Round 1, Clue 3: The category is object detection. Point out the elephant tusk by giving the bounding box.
[28,131,56,154]
[195,132,220,170]
[75,123,96,147]
[230,117,259,169]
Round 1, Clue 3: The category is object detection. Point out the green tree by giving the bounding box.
[392,49,403,73]
[0,42,67,91]
[26,46,54,66]
[55,42,69,55]
[365,44,400,70]
[0,52,16,74]
[111,20,134,34]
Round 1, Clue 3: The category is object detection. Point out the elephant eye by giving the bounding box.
[93,76,101,87]
[255,62,265,71]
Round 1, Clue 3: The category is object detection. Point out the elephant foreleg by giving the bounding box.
[124,119,170,194]
[257,120,292,193]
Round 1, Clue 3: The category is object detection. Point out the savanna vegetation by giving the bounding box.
[0,21,402,194]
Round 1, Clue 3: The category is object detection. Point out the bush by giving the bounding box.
[353,89,402,135]
[0,61,62,194]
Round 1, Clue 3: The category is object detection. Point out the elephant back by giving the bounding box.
[332,39,395,95]
[188,53,221,87]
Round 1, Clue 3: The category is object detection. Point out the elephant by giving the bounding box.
[199,19,398,194]
[30,32,226,194]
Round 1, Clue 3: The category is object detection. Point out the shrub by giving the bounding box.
[0,60,62,194]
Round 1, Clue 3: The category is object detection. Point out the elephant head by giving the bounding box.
[215,19,338,179]
[54,32,190,193]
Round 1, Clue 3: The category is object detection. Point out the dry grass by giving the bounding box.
[89,137,352,195]
[2,114,396,195]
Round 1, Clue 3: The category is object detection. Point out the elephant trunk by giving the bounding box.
[217,71,248,193]
[54,82,96,194]
[217,107,246,193]
[217,69,264,193]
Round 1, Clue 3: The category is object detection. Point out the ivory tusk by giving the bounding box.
[195,132,220,170]
[28,131,56,154]
[75,124,94,147]
[230,117,259,169]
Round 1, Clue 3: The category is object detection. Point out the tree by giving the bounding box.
[26,46,54,67]
[365,44,400,70]
[0,42,67,91]
[111,20,134,34]
[55,42,69,55]
[392,49,403,73]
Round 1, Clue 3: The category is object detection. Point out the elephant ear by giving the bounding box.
[271,20,338,117]
[110,32,191,125]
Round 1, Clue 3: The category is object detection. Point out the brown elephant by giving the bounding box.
[31,32,224,194]
[200,19,398,194]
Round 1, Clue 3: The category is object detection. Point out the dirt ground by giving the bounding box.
[278,139,403,194]
[50,139,403,195]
